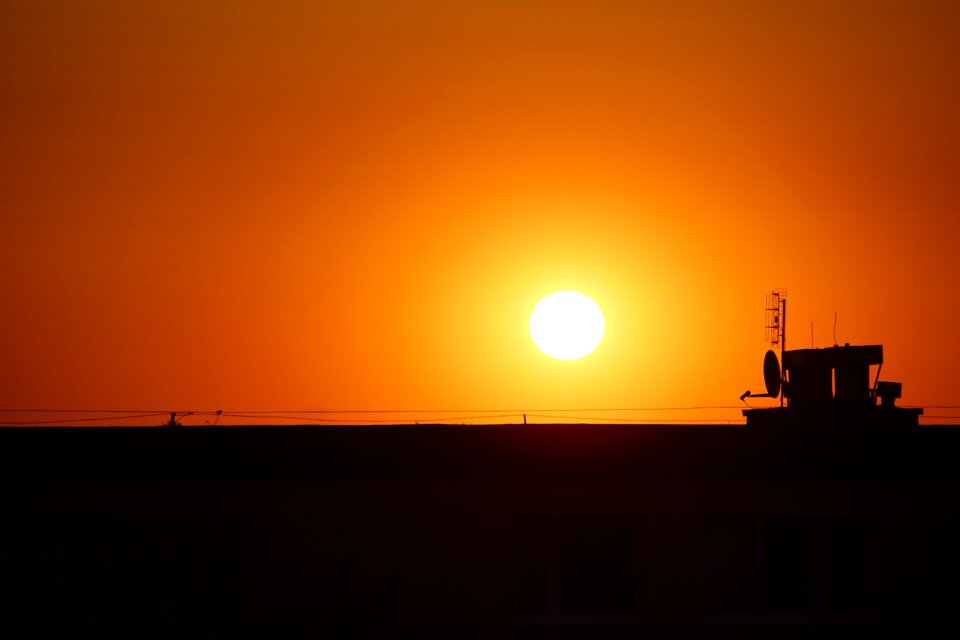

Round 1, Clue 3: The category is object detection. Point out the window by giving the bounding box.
[514,517,637,615]
[0,516,255,632]
[928,518,960,617]
[765,520,813,613]
[703,518,757,614]
[705,517,876,618]
[824,519,872,613]
[514,518,551,613]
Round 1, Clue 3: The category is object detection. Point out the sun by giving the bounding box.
[529,290,605,361]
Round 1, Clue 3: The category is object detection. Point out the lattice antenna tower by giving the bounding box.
[764,289,787,406]
[765,290,786,346]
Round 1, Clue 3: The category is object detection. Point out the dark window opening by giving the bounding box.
[703,517,757,614]
[513,517,636,615]
[514,519,551,613]
[825,519,872,613]
[765,520,813,613]
[928,518,960,617]
[557,517,635,613]
[0,517,255,634]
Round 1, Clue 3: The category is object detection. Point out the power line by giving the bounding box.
[219,413,525,424]
[5,404,960,415]
[906,406,960,409]
[201,406,748,414]
[3,406,958,427]
[526,413,745,424]
[216,412,748,425]
[0,406,748,415]
[0,409,210,414]
[0,413,170,426]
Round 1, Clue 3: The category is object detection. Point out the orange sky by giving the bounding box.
[2,0,959,425]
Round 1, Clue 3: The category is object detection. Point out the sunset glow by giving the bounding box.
[1,1,959,425]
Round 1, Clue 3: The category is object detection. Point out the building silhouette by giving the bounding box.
[0,418,957,637]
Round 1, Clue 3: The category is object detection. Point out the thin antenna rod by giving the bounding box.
[780,297,786,407]
[811,322,814,348]
[833,312,838,346]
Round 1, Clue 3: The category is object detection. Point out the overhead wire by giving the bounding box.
[3,405,960,426]
[0,412,171,426]
[208,405,748,414]
[0,409,220,416]
[0,406,746,414]
[526,413,745,424]
[219,412,526,424]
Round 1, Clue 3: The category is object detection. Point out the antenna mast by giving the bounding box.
[765,290,787,406]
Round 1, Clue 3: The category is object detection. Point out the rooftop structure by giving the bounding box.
[741,292,922,429]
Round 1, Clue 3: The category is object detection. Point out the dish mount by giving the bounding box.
[740,290,786,405]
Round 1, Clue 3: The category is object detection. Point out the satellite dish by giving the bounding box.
[763,349,781,398]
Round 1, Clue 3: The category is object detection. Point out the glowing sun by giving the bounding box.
[529,290,605,361]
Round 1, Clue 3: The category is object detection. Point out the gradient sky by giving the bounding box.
[2,0,959,425]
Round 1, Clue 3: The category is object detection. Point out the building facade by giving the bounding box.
[0,424,957,637]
